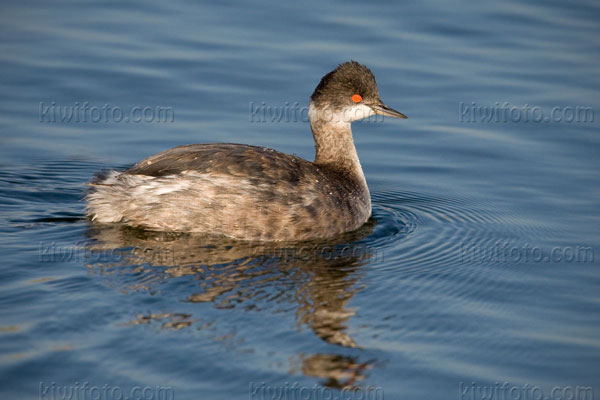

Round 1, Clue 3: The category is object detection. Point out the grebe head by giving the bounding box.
[310,61,407,125]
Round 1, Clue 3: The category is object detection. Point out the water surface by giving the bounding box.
[1,0,599,399]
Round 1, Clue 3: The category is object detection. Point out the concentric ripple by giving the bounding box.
[366,190,554,274]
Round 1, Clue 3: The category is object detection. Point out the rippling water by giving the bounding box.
[1,0,599,399]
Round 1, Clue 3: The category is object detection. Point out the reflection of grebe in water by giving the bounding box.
[86,222,378,387]
[86,61,406,241]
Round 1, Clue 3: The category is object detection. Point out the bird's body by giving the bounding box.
[87,143,370,241]
[86,61,406,241]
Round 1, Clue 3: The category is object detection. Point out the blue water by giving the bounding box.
[1,0,599,399]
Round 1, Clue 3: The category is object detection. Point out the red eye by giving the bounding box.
[352,94,362,103]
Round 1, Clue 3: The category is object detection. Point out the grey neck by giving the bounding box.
[309,102,367,187]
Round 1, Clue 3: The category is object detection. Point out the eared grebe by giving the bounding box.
[86,61,406,241]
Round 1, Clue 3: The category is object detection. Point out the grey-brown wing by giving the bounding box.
[126,143,245,176]
[125,143,327,185]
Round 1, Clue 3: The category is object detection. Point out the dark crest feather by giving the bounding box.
[310,61,380,109]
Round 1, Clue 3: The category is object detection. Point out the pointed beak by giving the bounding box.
[370,103,407,119]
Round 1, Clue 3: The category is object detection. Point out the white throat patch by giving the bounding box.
[309,102,375,127]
